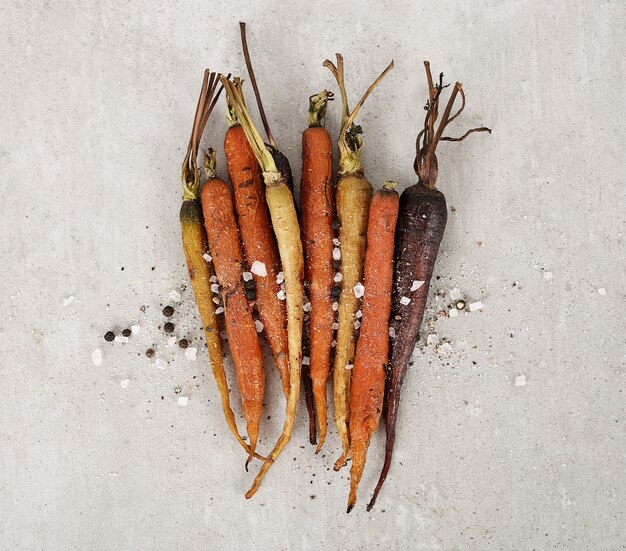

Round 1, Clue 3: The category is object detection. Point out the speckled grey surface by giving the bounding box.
[1,1,625,549]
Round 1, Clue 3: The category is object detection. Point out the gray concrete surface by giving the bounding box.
[1,0,625,549]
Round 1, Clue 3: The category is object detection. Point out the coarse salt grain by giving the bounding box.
[449,308,459,318]
[333,238,340,246]
[92,349,103,366]
[242,271,253,282]
[355,310,362,319]
[250,261,267,277]
[254,320,264,333]
[303,302,311,312]
[353,283,365,298]
[209,275,218,283]
[334,272,343,283]
[169,290,181,302]
[400,296,411,306]
[331,340,337,348]
[598,287,606,295]
[276,272,285,284]
[203,253,212,262]
[389,327,396,338]
[411,280,425,292]
[332,322,339,330]
[185,347,197,361]
[63,295,75,306]
[439,342,452,354]
[543,271,553,282]
[210,283,220,294]
[154,358,167,370]
[333,247,341,261]
[131,325,140,334]
[302,356,310,366]
[354,320,361,329]
[514,374,527,386]
[469,301,484,312]
[345,364,353,370]
[332,302,338,311]
[177,396,189,406]
[215,306,224,315]
[449,288,462,300]
[120,379,130,389]
[277,289,286,300]
[426,334,439,346]
[115,335,129,344]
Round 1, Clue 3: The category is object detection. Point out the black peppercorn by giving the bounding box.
[146,348,155,358]
[122,328,131,337]
[164,322,175,333]
[179,339,189,349]
[104,331,115,342]
[162,306,174,317]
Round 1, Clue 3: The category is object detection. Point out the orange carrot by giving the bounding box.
[301,90,336,452]
[346,181,399,513]
[224,91,290,398]
[201,150,265,462]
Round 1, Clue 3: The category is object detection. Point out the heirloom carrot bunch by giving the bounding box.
[222,77,305,499]
[323,54,394,469]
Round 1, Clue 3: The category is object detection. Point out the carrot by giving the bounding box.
[224,82,290,399]
[323,54,394,469]
[222,77,304,498]
[301,90,336,452]
[180,70,265,462]
[367,62,490,511]
[200,148,266,464]
[345,181,399,513]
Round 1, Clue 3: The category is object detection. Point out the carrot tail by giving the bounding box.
[313,383,327,453]
[246,419,260,466]
[347,439,367,513]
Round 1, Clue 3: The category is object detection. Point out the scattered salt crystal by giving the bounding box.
[332,322,339,330]
[154,358,167,370]
[169,290,181,302]
[332,302,338,311]
[333,247,341,261]
[469,301,484,312]
[353,283,365,298]
[92,349,103,366]
[331,340,337,348]
[131,325,140,335]
[220,330,228,340]
[115,335,129,344]
[439,342,453,354]
[598,287,606,295]
[389,327,396,338]
[120,379,130,389]
[449,308,459,318]
[514,374,527,386]
[203,253,212,262]
[449,288,462,300]
[254,320,264,333]
[167,336,176,347]
[215,306,224,315]
[177,396,189,406]
[334,272,343,283]
[210,283,220,294]
[209,275,218,283]
[426,334,439,346]
[277,289,286,300]
[411,280,425,292]
[354,320,361,329]
[355,310,362,319]
[185,347,197,361]
[63,295,75,306]
[333,238,340,246]
[543,271,553,282]
[242,271,253,282]
[276,272,285,284]
[302,356,310,366]
[250,261,267,277]
[345,364,353,370]
[400,296,411,306]
[303,302,311,312]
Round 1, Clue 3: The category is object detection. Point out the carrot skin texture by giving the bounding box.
[333,173,372,466]
[224,125,290,397]
[347,186,398,512]
[200,177,265,458]
[301,125,335,451]
[367,182,447,511]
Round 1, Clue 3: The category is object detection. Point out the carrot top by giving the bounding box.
[323,54,394,176]
[415,61,491,189]
[308,90,334,128]
[181,70,224,200]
